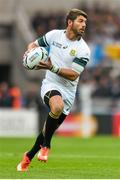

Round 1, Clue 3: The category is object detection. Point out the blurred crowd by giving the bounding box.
[31,2,120,43]
[80,61,120,99]
[0,81,47,110]
[0,82,22,108]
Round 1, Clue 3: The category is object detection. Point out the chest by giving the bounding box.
[49,35,80,64]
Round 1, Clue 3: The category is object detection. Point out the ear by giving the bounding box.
[68,19,73,27]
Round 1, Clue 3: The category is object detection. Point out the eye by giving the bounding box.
[78,19,83,22]
[78,19,86,23]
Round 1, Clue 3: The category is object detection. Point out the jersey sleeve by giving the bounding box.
[72,47,90,74]
[35,30,57,47]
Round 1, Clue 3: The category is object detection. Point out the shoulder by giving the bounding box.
[44,29,64,45]
[80,38,90,53]
[77,38,91,59]
[46,29,64,36]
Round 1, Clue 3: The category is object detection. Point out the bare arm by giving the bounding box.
[25,43,80,81]
[36,58,79,81]
[27,42,38,50]
[57,68,79,81]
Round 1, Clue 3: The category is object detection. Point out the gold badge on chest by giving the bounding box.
[69,49,76,56]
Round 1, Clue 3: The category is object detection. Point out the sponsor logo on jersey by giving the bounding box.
[69,49,76,56]
[63,45,68,49]
[52,41,62,48]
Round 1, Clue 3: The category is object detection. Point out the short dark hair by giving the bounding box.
[66,8,88,26]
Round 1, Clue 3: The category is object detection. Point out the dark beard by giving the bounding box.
[72,28,83,40]
[74,31,82,40]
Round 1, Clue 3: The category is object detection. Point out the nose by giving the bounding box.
[82,21,86,28]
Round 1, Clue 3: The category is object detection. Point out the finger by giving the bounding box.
[24,50,29,57]
[39,61,47,65]
[36,64,47,68]
[36,65,48,70]
[47,57,50,62]
[35,65,43,70]
[23,54,26,58]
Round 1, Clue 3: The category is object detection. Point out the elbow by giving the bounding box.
[70,75,79,81]
[70,77,76,81]
[69,71,80,81]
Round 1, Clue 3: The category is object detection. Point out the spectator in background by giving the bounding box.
[9,84,22,109]
[0,82,22,109]
[92,75,112,98]
[31,12,65,37]
[111,77,120,98]
[0,82,12,107]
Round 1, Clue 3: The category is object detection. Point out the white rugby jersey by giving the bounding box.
[36,29,90,93]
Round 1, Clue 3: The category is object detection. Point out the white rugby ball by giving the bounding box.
[23,46,48,69]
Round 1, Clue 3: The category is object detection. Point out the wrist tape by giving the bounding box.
[50,65,60,74]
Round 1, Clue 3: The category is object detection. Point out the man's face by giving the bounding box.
[69,15,87,37]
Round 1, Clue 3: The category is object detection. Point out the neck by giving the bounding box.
[65,28,81,41]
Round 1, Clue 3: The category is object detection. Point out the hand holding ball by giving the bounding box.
[23,47,48,69]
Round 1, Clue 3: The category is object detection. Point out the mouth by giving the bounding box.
[80,29,85,32]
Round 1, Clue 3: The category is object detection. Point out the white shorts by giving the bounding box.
[41,79,76,115]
